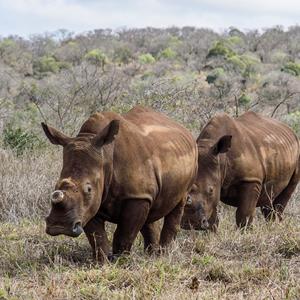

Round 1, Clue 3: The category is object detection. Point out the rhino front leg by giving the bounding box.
[84,218,110,264]
[160,199,185,247]
[236,182,262,228]
[208,207,219,232]
[140,221,160,254]
[113,199,150,255]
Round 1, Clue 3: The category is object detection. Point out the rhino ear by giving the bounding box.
[211,135,232,155]
[41,122,72,146]
[92,120,120,148]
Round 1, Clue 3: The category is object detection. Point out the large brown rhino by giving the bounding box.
[42,106,197,262]
[181,111,300,230]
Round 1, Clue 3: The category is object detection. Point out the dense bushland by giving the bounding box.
[0,26,300,142]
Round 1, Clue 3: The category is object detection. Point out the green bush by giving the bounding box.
[84,49,107,67]
[227,55,246,70]
[206,67,225,84]
[239,93,251,105]
[227,36,244,46]
[207,41,235,59]
[33,56,60,74]
[240,54,260,65]
[227,54,259,77]
[138,53,155,64]
[113,46,133,64]
[281,62,300,76]
[3,125,45,156]
[159,47,176,59]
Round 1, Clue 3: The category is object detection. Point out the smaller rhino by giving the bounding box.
[181,112,300,231]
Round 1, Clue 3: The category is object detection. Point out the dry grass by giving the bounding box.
[0,149,61,222]
[0,151,299,299]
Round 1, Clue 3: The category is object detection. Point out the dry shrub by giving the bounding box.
[0,148,61,222]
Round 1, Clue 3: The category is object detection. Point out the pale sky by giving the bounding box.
[0,0,299,37]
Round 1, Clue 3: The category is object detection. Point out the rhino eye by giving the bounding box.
[208,186,214,194]
[190,184,198,193]
[84,184,92,194]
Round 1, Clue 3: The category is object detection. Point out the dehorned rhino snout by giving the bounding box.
[51,190,64,204]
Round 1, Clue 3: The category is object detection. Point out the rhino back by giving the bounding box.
[117,107,198,221]
[222,112,299,200]
[79,107,198,222]
[237,112,298,175]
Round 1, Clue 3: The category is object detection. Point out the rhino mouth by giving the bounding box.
[181,219,209,231]
[46,222,83,237]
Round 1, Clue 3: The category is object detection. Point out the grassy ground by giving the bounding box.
[0,199,299,300]
[0,150,299,299]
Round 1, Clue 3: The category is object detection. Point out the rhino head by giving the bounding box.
[181,135,232,230]
[41,120,119,237]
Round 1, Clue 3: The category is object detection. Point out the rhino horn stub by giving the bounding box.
[51,190,64,204]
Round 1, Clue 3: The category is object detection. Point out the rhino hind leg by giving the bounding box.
[235,182,262,228]
[112,199,150,255]
[260,205,276,221]
[159,199,185,248]
[140,221,160,254]
[273,167,300,221]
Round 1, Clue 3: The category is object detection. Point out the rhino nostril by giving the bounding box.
[72,222,83,236]
[186,195,193,205]
[201,218,209,229]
